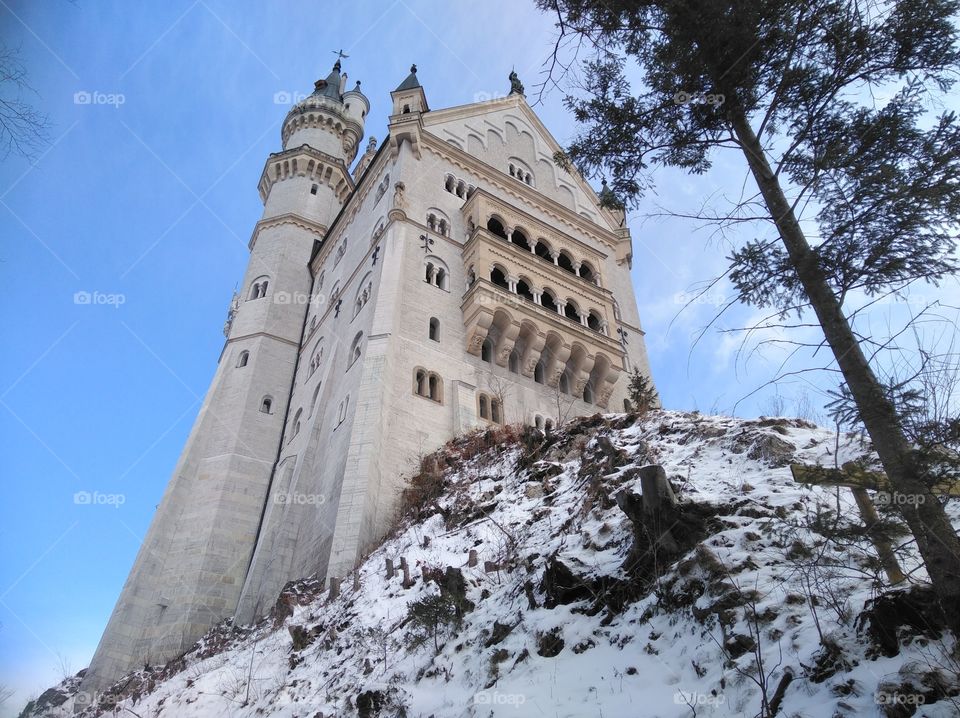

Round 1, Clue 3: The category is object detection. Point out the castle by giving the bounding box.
[81,60,654,693]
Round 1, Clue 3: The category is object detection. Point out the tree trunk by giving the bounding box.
[728,111,960,633]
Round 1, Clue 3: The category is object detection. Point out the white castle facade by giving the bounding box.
[81,61,654,693]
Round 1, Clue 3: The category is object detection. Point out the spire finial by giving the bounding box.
[410,63,417,74]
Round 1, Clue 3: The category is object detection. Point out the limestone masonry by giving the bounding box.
[81,61,655,694]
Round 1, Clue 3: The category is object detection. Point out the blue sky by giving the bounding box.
[1,1,954,712]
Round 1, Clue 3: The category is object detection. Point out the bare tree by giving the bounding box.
[0,43,50,160]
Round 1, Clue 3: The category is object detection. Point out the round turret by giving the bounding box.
[281,60,367,164]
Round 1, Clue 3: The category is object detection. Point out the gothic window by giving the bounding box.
[236,350,249,368]
[428,317,440,342]
[290,409,302,440]
[481,338,494,363]
[248,276,270,300]
[348,332,363,369]
[260,396,273,414]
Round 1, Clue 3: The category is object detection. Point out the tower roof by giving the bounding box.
[394,64,420,91]
[312,60,344,101]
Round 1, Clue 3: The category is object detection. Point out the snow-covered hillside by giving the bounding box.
[22,411,960,717]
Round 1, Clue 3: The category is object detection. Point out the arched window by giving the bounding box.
[260,396,273,414]
[534,240,552,261]
[490,266,509,290]
[564,300,580,322]
[428,317,440,342]
[508,349,520,374]
[426,213,437,231]
[491,399,502,424]
[516,278,534,302]
[486,217,507,240]
[428,374,440,401]
[481,338,494,363]
[478,395,489,420]
[444,175,455,193]
[456,180,466,198]
[334,238,347,266]
[310,382,322,415]
[557,251,575,274]
[348,332,363,369]
[248,276,270,300]
[512,228,531,251]
[587,312,602,332]
[580,262,597,284]
[424,257,449,290]
[559,371,571,394]
[541,291,558,313]
[535,415,545,431]
[415,369,427,396]
[534,359,545,384]
[236,350,249,368]
[290,409,302,440]
[438,219,448,236]
[583,383,594,403]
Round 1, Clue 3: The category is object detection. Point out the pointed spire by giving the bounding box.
[395,63,420,91]
[312,60,345,101]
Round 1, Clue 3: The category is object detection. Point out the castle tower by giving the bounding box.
[80,61,366,694]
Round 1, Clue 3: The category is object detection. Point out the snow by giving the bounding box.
[23,411,960,717]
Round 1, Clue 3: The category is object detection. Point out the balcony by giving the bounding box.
[461,276,625,408]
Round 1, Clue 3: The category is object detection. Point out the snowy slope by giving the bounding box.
[22,411,960,718]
